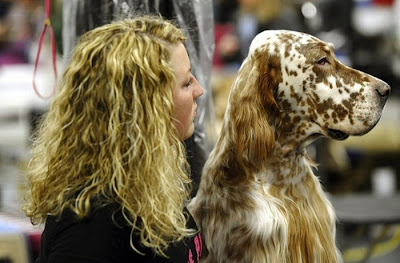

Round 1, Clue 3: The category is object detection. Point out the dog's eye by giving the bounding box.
[317,57,329,65]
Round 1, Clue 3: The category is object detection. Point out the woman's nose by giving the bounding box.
[193,78,205,99]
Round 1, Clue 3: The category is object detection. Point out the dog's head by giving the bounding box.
[227,30,390,165]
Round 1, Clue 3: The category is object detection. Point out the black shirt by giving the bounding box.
[36,204,204,263]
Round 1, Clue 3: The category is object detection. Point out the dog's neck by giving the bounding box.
[210,128,317,185]
[262,142,316,185]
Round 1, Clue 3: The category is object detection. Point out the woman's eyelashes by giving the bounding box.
[184,76,193,88]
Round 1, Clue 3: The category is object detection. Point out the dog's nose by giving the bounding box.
[375,82,391,99]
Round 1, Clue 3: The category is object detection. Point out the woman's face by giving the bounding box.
[169,43,204,141]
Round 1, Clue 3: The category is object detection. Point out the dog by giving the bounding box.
[188,30,390,263]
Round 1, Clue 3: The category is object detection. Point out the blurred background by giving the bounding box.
[0,0,399,262]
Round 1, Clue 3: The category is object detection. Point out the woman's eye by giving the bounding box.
[317,57,329,65]
[185,77,193,88]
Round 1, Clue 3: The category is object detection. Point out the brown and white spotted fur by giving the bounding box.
[188,30,390,263]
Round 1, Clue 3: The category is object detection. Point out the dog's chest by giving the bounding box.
[252,170,338,260]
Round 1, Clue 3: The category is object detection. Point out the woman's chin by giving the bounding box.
[181,125,195,141]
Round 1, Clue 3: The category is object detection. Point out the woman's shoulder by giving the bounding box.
[39,203,204,262]
[39,203,139,262]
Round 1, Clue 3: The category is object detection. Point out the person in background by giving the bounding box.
[0,0,30,65]
[23,15,205,262]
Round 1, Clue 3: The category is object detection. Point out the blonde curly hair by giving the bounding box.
[23,15,193,256]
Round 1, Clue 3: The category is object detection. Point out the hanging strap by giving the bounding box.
[32,0,57,99]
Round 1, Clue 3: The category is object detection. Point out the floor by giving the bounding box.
[337,224,400,263]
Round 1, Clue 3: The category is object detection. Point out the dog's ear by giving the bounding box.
[230,50,281,174]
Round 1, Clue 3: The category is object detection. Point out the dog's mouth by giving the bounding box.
[327,129,349,140]
[298,129,348,154]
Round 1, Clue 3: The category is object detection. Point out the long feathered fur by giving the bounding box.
[189,30,389,263]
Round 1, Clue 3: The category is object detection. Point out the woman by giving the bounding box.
[23,15,204,262]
